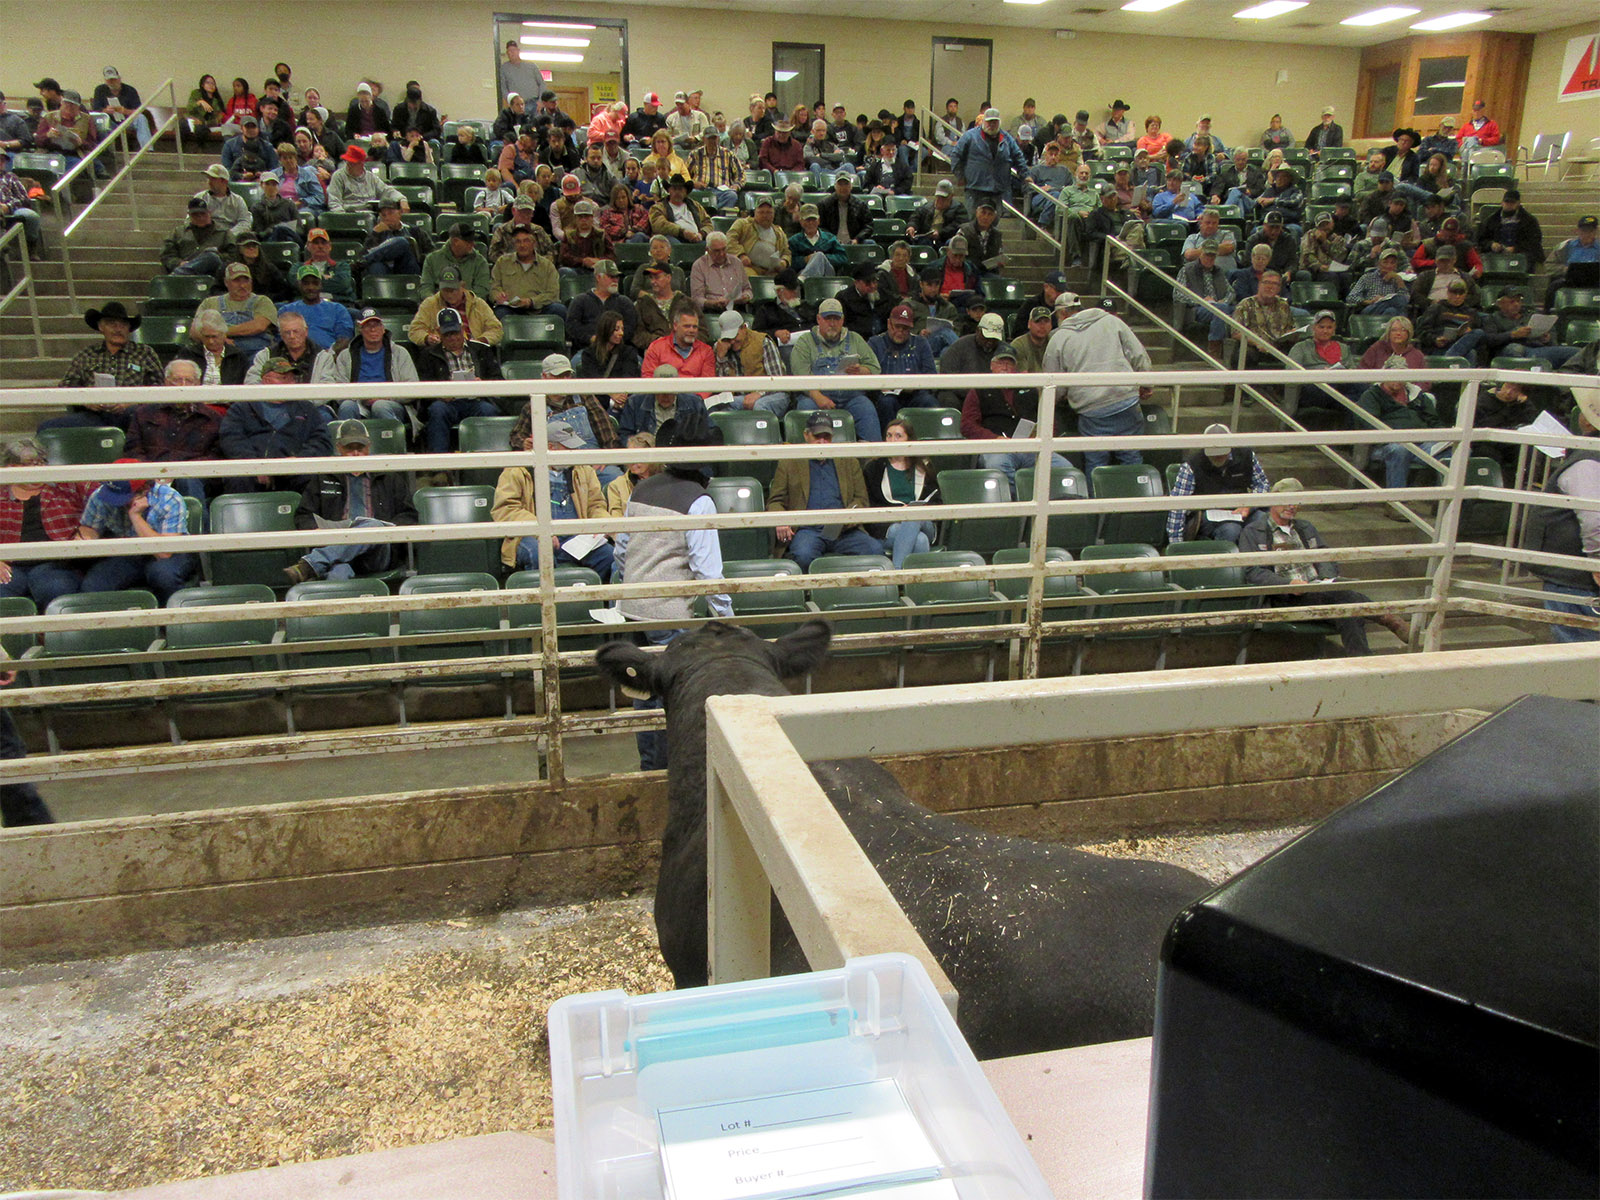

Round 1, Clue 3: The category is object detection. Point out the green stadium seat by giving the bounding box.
[1091,463,1167,546]
[131,315,190,358]
[901,551,1004,659]
[895,407,962,441]
[361,274,423,312]
[1319,147,1356,162]
[705,476,771,562]
[1562,317,1600,346]
[283,577,395,698]
[1080,542,1178,662]
[1015,465,1095,556]
[1309,182,1351,202]
[935,469,1023,558]
[258,241,297,272]
[1313,163,1354,183]
[719,559,810,634]
[872,217,909,243]
[208,492,300,588]
[711,409,782,487]
[391,183,436,215]
[885,196,920,215]
[843,243,884,267]
[501,313,567,361]
[228,181,261,208]
[388,162,437,184]
[1163,540,1256,653]
[319,212,370,239]
[669,242,705,266]
[744,170,774,189]
[1478,253,1531,285]
[360,417,408,456]
[38,426,124,465]
[1346,313,1393,345]
[10,152,67,193]
[1466,163,1515,198]
[413,485,499,576]
[806,553,908,653]
[29,592,161,726]
[1138,407,1181,474]
[990,546,1091,646]
[505,566,609,655]
[438,163,483,209]
[457,415,520,487]
[1554,288,1600,318]
[396,573,504,693]
[163,584,280,701]
[980,277,1026,318]
[0,596,36,661]
[613,242,652,268]
[500,360,544,381]
[1132,249,1175,303]
[560,272,594,302]
[145,274,214,314]
[801,276,850,305]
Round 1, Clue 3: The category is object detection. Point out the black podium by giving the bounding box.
[1145,695,1599,1199]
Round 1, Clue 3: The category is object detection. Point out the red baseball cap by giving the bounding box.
[889,305,914,325]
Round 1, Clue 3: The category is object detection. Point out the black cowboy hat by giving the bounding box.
[83,300,141,331]
[1392,127,1422,145]
[667,173,692,189]
[656,409,724,483]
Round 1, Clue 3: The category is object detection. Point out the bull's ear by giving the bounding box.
[767,620,831,679]
[596,642,663,701]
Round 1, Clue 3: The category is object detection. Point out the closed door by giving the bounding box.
[930,38,993,135]
[551,86,590,127]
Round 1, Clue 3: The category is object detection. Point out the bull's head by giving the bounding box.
[595,620,832,702]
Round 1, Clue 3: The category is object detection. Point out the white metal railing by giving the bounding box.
[0,223,44,354]
[52,78,185,306]
[0,366,1593,789]
[703,642,1600,998]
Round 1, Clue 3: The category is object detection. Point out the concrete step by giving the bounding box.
[0,357,72,382]
[26,259,159,282]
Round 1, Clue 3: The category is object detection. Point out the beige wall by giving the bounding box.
[3,0,1357,152]
[1517,21,1600,153]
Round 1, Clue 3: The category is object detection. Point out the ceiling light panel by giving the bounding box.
[1409,11,1491,30]
[1120,0,1188,12]
[519,35,591,47]
[1234,1,1309,18]
[1339,6,1420,25]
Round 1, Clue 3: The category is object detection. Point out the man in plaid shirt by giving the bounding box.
[49,301,164,434]
[687,128,744,211]
[1165,422,1272,545]
[74,460,195,600]
[0,149,41,253]
[0,438,96,609]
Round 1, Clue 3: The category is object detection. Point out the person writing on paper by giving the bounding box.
[284,420,417,585]
[493,405,614,580]
[1165,423,1271,545]
[959,345,1071,496]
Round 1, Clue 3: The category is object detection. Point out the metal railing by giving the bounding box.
[1003,181,1068,275]
[0,366,1593,791]
[51,78,185,306]
[704,641,1600,1000]
[0,223,44,355]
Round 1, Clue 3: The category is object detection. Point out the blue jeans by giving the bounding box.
[922,326,959,357]
[1030,192,1058,230]
[0,709,51,827]
[884,519,934,567]
[1446,328,1576,368]
[875,389,938,426]
[631,627,679,771]
[786,525,884,570]
[2,207,42,250]
[979,449,1071,497]
[362,235,421,277]
[710,188,738,210]
[797,391,882,441]
[1076,400,1144,470]
[797,251,835,278]
[1542,582,1600,643]
[1373,440,1445,489]
[303,516,395,580]
[80,553,197,602]
[810,163,857,190]
[0,561,85,609]
[516,534,615,582]
[172,250,224,277]
[427,398,501,453]
[336,398,410,424]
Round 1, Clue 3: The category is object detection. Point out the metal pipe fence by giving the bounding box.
[0,366,1592,787]
[0,223,44,355]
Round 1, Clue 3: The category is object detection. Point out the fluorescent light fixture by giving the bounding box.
[522,20,595,29]
[519,35,591,47]
[1428,80,1467,88]
[1339,6,1419,25]
[1234,1,1308,17]
[774,70,799,82]
[1409,10,1490,29]
[1121,0,1187,11]
[1004,0,1050,6]
[536,52,586,63]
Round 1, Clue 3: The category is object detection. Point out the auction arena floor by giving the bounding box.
[0,827,1301,1193]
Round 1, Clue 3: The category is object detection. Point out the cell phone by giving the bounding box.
[839,353,860,370]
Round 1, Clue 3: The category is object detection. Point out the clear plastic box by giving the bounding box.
[548,953,1050,1199]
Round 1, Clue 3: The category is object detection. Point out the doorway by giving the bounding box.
[773,43,825,120]
[493,13,629,124]
[930,38,993,135]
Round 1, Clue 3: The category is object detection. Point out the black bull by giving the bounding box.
[596,620,1209,1059]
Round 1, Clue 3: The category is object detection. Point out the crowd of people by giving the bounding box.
[0,63,1594,678]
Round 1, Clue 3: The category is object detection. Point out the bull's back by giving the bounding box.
[810,758,1208,1056]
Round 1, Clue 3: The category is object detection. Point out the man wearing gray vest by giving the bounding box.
[1524,385,1600,643]
[613,410,730,769]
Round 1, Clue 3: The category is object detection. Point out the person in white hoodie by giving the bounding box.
[1040,294,1153,470]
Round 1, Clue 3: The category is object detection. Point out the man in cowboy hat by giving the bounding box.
[325,143,406,213]
[50,302,165,432]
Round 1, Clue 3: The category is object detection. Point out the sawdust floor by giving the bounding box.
[0,826,1301,1193]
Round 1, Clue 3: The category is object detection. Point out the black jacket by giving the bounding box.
[862,456,939,537]
[174,344,251,387]
[909,199,969,243]
[296,470,417,529]
[219,400,333,460]
[415,339,505,385]
[817,195,872,243]
[839,284,890,340]
[493,107,528,144]
[622,108,667,145]
[752,297,810,339]
[1238,512,1339,586]
[390,100,442,142]
[343,99,390,137]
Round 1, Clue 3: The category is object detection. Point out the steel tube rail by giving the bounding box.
[0,224,45,355]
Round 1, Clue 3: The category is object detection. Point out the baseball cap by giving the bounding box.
[1315,212,1334,227]
[851,261,878,281]
[934,180,954,197]
[817,297,844,317]
[449,221,477,241]
[989,344,1018,365]
[1264,211,1285,225]
[716,310,745,339]
[512,196,536,212]
[306,227,330,242]
[1028,306,1052,323]
[239,114,258,127]
[332,420,371,448]
[1312,309,1338,324]
[1056,291,1083,309]
[357,307,384,324]
[437,267,463,287]
[436,308,464,334]
[546,419,586,449]
[981,108,1001,123]
[1202,423,1232,457]
[296,263,323,280]
[187,196,209,211]
[673,90,688,102]
[799,204,820,220]
[561,174,582,193]
[947,235,969,253]
[236,232,260,246]
[204,163,229,179]
[33,78,60,91]
[540,90,558,103]
[593,259,619,278]
[889,305,914,325]
[1377,170,1394,183]
[542,352,574,376]
[1270,477,1304,495]
[260,171,281,185]
[96,465,150,508]
[224,262,251,280]
[1367,218,1390,236]
[950,290,983,310]
[261,355,297,375]
[643,92,661,106]
[977,313,1006,338]
[376,196,400,211]
[1200,238,1221,252]
[1322,105,1336,117]
[805,411,834,435]
[1044,270,1068,289]
[573,199,597,216]
[1578,215,1598,230]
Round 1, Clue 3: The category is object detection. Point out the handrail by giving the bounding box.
[52,78,185,307]
[0,365,1590,786]
[0,224,44,355]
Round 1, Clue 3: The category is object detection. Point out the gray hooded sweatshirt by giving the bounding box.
[1040,307,1152,416]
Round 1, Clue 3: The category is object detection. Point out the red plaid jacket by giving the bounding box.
[0,482,97,544]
